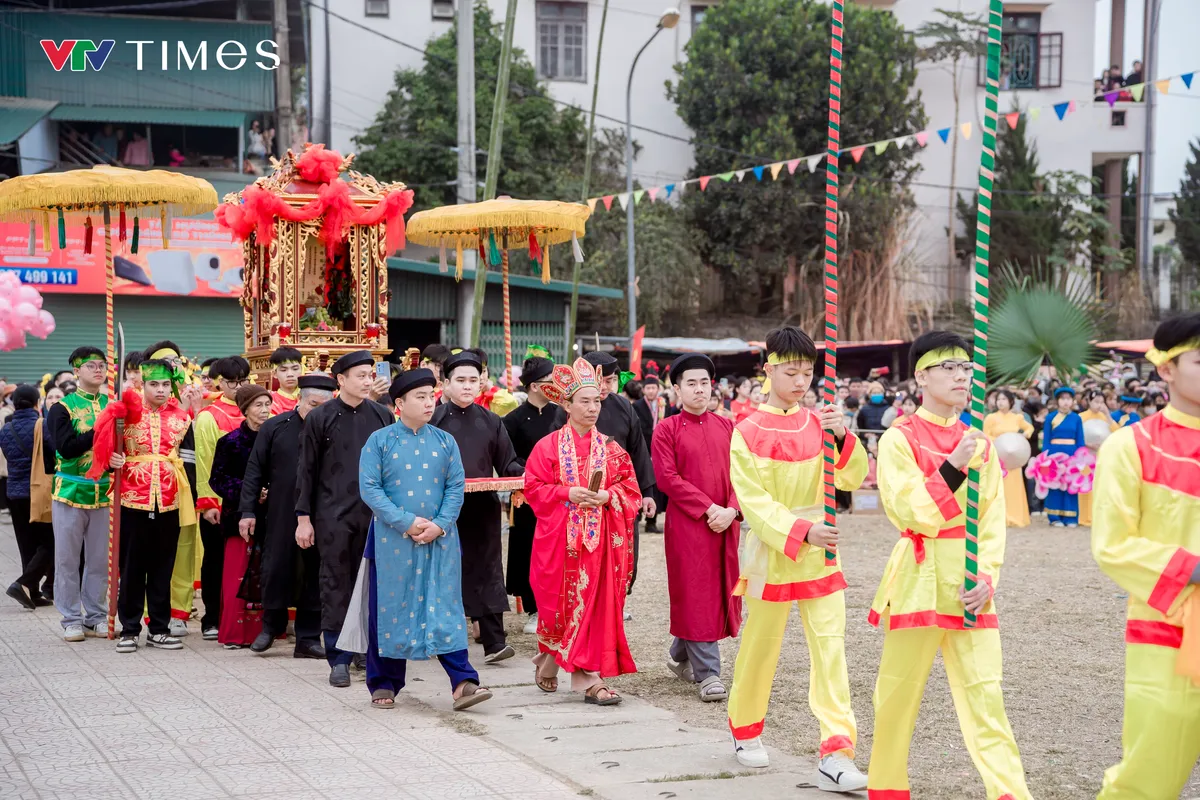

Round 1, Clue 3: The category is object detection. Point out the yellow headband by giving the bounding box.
[915,347,970,372]
[1146,339,1200,367]
[150,347,179,360]
[766,352,813,366]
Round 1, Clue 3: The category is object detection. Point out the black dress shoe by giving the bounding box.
[329,664,351,688]
[250,630,275,654]
[32,594,53,607]
[6,583,35,611]
[293,641,326,659]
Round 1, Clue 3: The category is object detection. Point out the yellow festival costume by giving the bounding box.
[983,410,1034,528]
[1078,409,1118,526]
[1091,405,1200,799]
[867,407,1031,800]
[726,403,867,757]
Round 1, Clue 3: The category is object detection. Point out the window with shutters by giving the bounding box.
[432,0,454,20]
[536,2,587,82]
[365,0,389,18]
[976,14,1062,90]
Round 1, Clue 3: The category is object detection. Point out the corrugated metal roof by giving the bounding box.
[50,105,247,128]
[0,96,56,145]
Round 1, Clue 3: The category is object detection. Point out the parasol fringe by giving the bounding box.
[541,236,551,284]
[487,230,502,267]
[161,207,170,249]
[83,216,93,254]
[406,198,590,249]
[40,210,50,252]
[131,214,140,254]
[57,208,65,249]
[455,239,464,282]
[27,220,35,256]
[0,167,218,222]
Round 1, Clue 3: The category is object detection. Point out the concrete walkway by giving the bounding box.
[0,515,828,799]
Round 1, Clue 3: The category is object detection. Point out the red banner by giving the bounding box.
[630,325,645,379]
[0,218,244,299]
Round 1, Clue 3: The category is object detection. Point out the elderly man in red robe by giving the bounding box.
[524,357,642,706]
[651,353,742,702]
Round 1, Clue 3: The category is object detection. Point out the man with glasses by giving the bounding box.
[866,331,1030,800]
[45,347,110,641]
[193,355,250,639]
[502,352,563,634]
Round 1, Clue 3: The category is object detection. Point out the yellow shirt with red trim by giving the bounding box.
[729,403,867,602]
[193,395,244,512]
[870,406,1005,630]
[271,388,299,415]
[1092,405,1200,650]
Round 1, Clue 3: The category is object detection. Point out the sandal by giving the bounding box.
[698,675,728,703]
[535,669,558,694]
[370,689,395,709]
[453,681,493,711]
[584,685,622,706]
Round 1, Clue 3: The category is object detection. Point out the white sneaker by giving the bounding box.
[1050,521,1065,527]
[146,633,184,650]
[169,619,189,637]
[63,624,85,643]
[85,621,108,638]
[201,626,218,641]
[623,610,633,622]
[522,613,539,634]
[116,636,138,653]
[816,752,868,792]
[732,733,769,768]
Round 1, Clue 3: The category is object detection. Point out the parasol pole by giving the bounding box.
[470,0,519,347]
[819,0,843,566]
[501,248,513,391]
[964,0,1003,629]
[567,0,611,351]
[103,208,121,638]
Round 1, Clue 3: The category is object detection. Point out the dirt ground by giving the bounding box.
[501,514,1200,799]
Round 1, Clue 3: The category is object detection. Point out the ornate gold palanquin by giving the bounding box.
[216,145,413,383]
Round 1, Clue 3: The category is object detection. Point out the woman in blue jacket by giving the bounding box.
[0,385,54,609]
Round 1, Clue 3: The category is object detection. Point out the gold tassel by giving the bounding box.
[161,206,170,249]
[455,239,464,281]
[541,240,550,284]
[41,211,51,252]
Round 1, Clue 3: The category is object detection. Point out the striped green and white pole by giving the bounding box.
[821,0,844,566]
[964,0,1003,629]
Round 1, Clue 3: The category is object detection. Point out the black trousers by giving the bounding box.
[505,506,537,614]
[473,612,506,655]
[117,507,180,637]
[199,517,225,629]
[9,497,54,594]
[263,607,321,646]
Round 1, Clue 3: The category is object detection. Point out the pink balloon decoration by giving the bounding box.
[0,282,52,350]
[14,285,43,309]
[35,309,56,338]
[0,326,8,351]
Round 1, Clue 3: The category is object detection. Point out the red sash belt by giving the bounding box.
[901,525,966,564]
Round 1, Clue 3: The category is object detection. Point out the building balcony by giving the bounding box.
[1090,101,1147,164]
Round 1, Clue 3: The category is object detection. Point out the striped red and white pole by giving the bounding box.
[964,0,1004,628]
[820,0,844,566]
[501,248,514,392]
[103,208,119,638]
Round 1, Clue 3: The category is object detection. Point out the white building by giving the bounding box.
[312,0,1147,305]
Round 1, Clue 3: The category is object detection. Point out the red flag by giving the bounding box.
[850,146,866,163]
[630,326,645,379]
[601,195,614,211]
[1005,112,1020,130]
[699,175,712,191]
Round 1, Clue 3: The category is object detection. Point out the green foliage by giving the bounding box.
[913,9,987,65]
[352,2,598,212]
[988,260,1102,385]
[1171,139,1200,270]
[957,109,1127,274]
[669,0,926,309]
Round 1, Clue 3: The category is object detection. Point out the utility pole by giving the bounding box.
[456,0,479,347]
[1140,0,1162,308]
[322,0,332,146]
[272,0,293,157]
[469,0,518,347]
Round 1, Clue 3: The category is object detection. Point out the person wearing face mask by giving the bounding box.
[856,381,891,434]
[295,351,395,687]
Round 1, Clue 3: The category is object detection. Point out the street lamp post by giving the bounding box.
[626,8,680,339]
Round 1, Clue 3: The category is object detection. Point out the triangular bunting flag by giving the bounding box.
[753,165,765,181]
[1029,106,1041,122]
[874,141,888,155]
[770,162,784,180]
[915,131,929,147]
[665,183,676,197]
[587,198,598,212]
[734,170,747,182]
[807,154,822,172]
[647,187,659,202]
[1005,112,1020,129]
[617,193,629,211]
[850,146,866,163]
[896,136,911,149]
[937,127,950,143]
[1130,83,1145,102]
[1156,79,1171,95]
[1053,101,1069,120]
[699,176,711,191]
[787,158,801,175]
[718,172,734,182]
[633,189,645,205]
[1183,72,1193,89]
[1104,92,1118,107]
[960,122,972,140]
[1068,99,1076,113]
[601,195,614,211]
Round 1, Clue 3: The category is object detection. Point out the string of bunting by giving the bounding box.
[585,68,1197,212]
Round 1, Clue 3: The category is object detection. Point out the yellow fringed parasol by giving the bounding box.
[0,165,217,641]
[406,198,590,389]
